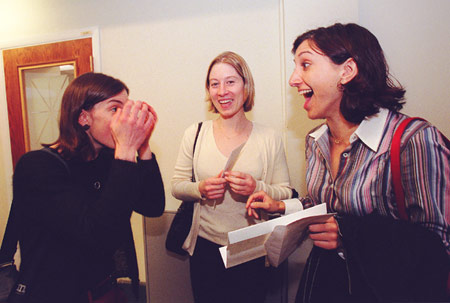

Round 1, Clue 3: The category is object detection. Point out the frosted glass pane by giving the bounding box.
[23,65,74,150]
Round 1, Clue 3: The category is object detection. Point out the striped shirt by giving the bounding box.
[301,108,450,252]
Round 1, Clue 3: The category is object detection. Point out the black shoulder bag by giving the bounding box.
[0,203,20,302]
[165,122,203,256]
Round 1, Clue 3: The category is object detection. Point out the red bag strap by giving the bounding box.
[391,117,450,295]
[390,117,426,220]
[391,117,450,220]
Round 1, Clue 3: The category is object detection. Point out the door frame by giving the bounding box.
[0,27,101,205]
[0,26,101,70]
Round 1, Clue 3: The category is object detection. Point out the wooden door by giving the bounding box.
[3,38,93,167]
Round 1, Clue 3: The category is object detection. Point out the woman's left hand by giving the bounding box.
[137,103,158,159]
[223,171,256,196]
[308,216,340,250]
[111,100,156,161]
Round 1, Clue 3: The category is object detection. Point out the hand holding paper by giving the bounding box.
[220,142,256,196]
[220,203,335,268]
[198,172,227,200]
[221,142,245,177]
[308,215,340,250]
[224,171,256,196]
[199,143,245,200]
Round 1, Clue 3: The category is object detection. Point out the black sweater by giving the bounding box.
[8,148,165,303]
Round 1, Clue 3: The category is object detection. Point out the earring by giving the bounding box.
[82,124,90,131]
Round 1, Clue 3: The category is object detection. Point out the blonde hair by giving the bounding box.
[205,51,255,113]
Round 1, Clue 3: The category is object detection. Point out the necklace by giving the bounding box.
[331,137,342,144]
[329,132,344,144]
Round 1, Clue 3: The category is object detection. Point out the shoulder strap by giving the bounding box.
[40,147,70,174]
[0,202,18,264]
[391,117,450,293]
[391,117,425,220]
[391,117,450,220]
[191,122,203,182]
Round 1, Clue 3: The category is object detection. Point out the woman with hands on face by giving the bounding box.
[171,51,295,303]
[247,23,449,302]
[84,89,157,162]
[4,73,165,303]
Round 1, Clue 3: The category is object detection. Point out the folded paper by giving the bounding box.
[220,203,333,268]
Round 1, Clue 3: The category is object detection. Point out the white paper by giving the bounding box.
[220,203,331,268]
[265,213,334,267]
[221,142,245,177]
[228,203,327,244]
[219,233,269,268]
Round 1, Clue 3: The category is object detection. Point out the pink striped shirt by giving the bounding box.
[302,109,450,252]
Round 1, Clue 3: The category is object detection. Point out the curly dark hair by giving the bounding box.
[292,23,405,123]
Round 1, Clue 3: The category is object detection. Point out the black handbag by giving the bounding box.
[165,122,203,256]
[0,260,19,302]
[0,262,19,303]
[0,198,20,303]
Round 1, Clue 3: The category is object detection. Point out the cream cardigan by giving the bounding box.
[171,120,293,255]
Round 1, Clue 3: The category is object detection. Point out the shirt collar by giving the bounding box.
[308,108,389,152]
[309,124,328,140]
[355,108,389,152]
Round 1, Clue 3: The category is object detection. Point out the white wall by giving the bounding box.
[1,0,449,292]
[359,0,450,138]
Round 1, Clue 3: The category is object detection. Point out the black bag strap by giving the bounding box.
[191,122,203,183]
[41,147,70,173]
[0,202,18,265]
[0,147,70,265]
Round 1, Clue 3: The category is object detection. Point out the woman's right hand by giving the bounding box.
[198,172,227,200]
[111,100,153,161]
[246,191,285,219]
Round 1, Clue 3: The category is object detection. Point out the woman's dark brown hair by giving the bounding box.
[47,72,129,160]
[292,23,405,123]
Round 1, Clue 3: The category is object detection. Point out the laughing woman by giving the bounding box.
[171,51,294,303]
[247,23,449,302]
[3,73,165,303]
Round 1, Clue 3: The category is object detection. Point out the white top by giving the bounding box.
[171,120,293,254]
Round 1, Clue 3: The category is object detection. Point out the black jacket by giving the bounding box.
[339,213,449,302]
[297,213,449,302]
[2,148,165,303]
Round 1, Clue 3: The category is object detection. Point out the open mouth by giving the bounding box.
[219,99,232,104]
[299,89,313,98]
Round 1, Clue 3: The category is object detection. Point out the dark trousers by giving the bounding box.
[190,237,268,303]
